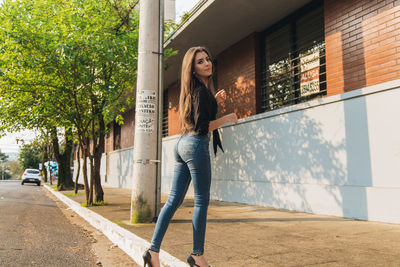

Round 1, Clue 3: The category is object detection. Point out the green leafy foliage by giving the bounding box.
[0,150,8,162]
[180,11,191,24]
[0,150,11,180]
[0,0,177,201]
[0,0,176,136]
[18,142,41,170]
[6,160,24,179]
[0,0,140,137]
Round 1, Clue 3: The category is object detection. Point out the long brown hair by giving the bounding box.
[179,46,215,134]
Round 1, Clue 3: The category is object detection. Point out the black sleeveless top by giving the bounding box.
[191,79,224,156]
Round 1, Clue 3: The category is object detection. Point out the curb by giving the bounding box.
[44,185,187,267]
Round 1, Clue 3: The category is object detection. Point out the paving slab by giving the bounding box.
[58,186,400,267]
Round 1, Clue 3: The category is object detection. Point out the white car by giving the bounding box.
[21,169,42,186]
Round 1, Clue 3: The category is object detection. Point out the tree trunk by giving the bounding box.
[57,156,73,191]
[93,115,105,203]
[82,142,90,203]
[88,155,94,205]
[41,144,48,183]
[74,144,81,194]
[49,143,53,186]
[93,153,104,202]
[51,127,74,191]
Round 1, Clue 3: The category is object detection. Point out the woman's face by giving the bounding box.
[193,51,212,80]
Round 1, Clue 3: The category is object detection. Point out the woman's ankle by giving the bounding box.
[149,250,161,267]
[149,249,159,256]
[191,254,209,267]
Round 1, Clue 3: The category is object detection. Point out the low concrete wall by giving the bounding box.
[74,79,400,224]
[162,79,400,224]
[73,146,134,189]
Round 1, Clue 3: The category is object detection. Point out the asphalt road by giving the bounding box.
[0,180,99,267]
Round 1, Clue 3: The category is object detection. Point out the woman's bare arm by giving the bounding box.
[209,113,238,132]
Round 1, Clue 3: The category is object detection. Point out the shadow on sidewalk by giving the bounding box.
[171,217,351,223]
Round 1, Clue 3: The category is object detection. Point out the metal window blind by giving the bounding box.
[261,5,326,112]
[113,122,121,150]
[162,89,168,137]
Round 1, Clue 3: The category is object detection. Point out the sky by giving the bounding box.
[0,130,37,153]
[175,0,200,22]
[0,0,199,154]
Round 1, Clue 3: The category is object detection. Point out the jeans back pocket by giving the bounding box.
[179,135,201,155]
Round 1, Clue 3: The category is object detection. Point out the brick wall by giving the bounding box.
[103,109,135,152]
[325,0,400,95]
[216,33,260,118]
[105,125,112,153]
[120,109,135,149]
[167,81,181,136]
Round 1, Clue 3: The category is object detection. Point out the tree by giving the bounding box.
[0,150,9,180]
[0,150,7,162]
[38,132,50,183]
[0,0,178,201]
[0,0,176,204]
[6,160,23,180]
[18,142,41,170]
[0,0,139,199]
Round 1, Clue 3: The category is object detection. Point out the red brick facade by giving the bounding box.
[167,81,180,136]
[119,109,135,149]
[99,0,400,150]
[215,33,261,119]
[325,0,400,95]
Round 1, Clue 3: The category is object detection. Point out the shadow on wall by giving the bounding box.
[113,148,134,189]
[219,76,255,118]
[211,110,348,216]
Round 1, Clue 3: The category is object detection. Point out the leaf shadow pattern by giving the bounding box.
[211,110,347,215]
[114,148,134,189]
[218,75,256,119]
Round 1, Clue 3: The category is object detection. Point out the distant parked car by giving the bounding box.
[21,169,41,186]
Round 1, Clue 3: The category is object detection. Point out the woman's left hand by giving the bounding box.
[215,89,227,104]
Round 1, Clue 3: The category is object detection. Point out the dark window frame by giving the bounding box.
[260,0,326,112]
[162,88,169,137]
[113,121,121,150]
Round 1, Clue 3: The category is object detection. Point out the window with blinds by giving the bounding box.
[261,2,326,112]
[162,89,169,137]
[113,121,121,150]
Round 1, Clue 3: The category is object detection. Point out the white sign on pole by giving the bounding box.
[137,90,156,115]
[136,90,156,133]
[137,116,155,133]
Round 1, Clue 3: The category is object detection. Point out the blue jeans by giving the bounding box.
[150,133,211,255]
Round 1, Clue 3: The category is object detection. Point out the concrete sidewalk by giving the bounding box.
[53,186,400,266]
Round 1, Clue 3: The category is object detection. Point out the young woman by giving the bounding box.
[143,46,238,267]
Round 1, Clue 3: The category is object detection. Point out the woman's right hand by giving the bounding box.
[215,89,227,104]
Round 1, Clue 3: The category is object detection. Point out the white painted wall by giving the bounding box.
[161,80,400,224]
[74,79,400,224]
[73,146,134,189]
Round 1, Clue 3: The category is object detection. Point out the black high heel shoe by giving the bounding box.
[142,249,153,267]
[187,254,211,267]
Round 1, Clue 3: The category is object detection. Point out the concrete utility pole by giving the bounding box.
[130,0,163,223]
